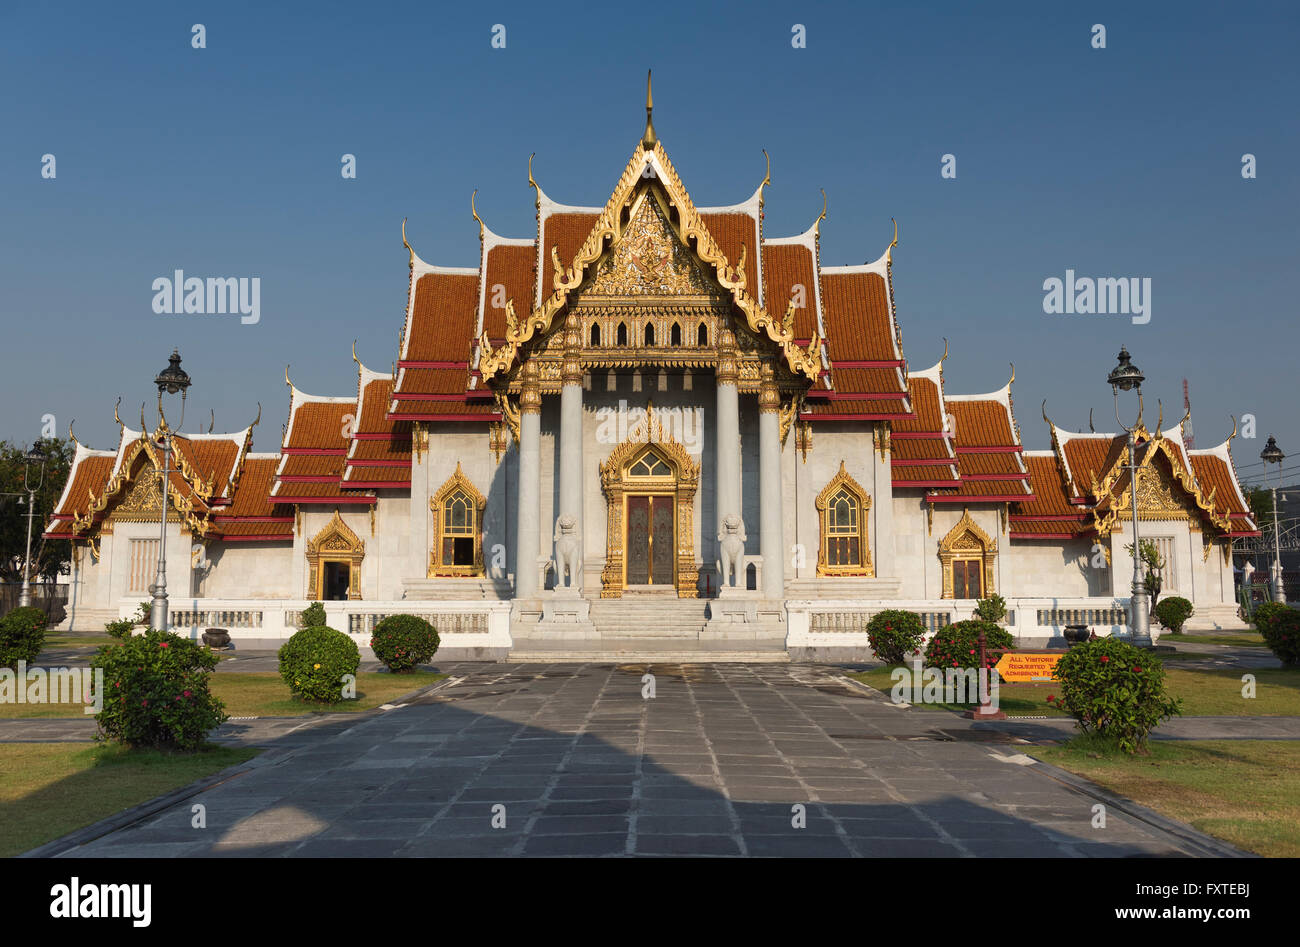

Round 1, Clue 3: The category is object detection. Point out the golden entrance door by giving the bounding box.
[625,494,675,586]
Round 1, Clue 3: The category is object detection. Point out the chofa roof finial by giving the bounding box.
[642,70,656,149]
[471,189,484,240]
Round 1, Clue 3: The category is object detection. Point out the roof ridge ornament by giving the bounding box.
[401,218,414,266]
[887,217,898,265]
[642,70,656,149]
[1089,408,1095,433]
[471,189,484,240]
[939,337,948,376]
[758,150,771,209]
[113,396,122,427]
[814,189,827,238]
[527,153,540,211]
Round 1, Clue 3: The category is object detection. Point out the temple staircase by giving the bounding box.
[508,595,789,662]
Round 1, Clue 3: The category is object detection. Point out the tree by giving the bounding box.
[1247,487,1274,524]
[0,439,74,591]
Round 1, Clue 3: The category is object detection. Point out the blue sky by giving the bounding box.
[2,1,1296,486]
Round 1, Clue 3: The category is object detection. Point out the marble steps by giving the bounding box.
[507,636,790,663]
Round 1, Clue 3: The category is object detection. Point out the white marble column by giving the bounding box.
[556,350,583,590]
[758,366,784,600]
[716,333,744,587]
[515,363,542,599]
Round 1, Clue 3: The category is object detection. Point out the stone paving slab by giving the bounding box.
[22,663,1253,858]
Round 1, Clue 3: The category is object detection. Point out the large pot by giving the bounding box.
[202,627,231,649]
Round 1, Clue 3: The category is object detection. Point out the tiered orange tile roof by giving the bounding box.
[343,365,412,490]
[273,381,370,505]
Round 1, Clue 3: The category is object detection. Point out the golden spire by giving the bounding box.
[642,70,656,149]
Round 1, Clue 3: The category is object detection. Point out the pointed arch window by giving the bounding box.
[590,322,601,346]
[670,322,682,346]
[644,322,655,346]
[938,509,997,600]
[815,461,873,576]
[617,322,628,346]
[697,322,708,346]
[430,463,487,577]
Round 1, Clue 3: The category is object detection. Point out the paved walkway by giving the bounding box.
[21,664,1252,857]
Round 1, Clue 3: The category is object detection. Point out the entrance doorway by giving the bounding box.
[323,561,351,601]
[625,494,675,586]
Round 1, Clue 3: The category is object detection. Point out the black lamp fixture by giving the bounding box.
[155,349,191,396]
[1261,435,1285,467]
[1107,346,1144,392]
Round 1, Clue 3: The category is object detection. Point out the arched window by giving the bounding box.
[670,322,682,346]
[430,464,486,577]
[616,322,628,346]
[697,322,708,346]
[644,322,655,346]
[815,461,873,576]
[938,510,997,600]
[629,449,672,478]
[590,322,600,346]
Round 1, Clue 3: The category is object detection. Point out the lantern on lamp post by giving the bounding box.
[1108,347,1152,647]
[148,350,191,631]
[1260,435,1286,604]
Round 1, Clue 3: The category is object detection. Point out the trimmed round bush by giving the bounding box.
[300,602,327,628]
[0,606,48,670]
[974,594,1007,624]
[1256,606,1300,667]
[278,625,360,703]
[1152,596,1194,634]
[924,619,1013,672]
[91,629,227,750]
[865,610,926,664]
[1051,636,1180,753]
[370,614,439,672]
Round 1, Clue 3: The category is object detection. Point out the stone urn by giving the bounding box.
[1063,624,1090,646]
[202,627,231,649]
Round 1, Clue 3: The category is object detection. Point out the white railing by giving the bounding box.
[786,597,1137,649]
[120,598,513,650]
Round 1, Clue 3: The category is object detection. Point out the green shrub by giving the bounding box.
[974,594,1007,624]
[278,625,360,702]
[1256,607,1300,667]
[1051,637,1180,753]
[1249,601,1290,630]
[923,619,1013,671]
[300,602,327,628]
[0,606,48,670]
[370,614,440,672]
[105,619,135,640]
[91,629,227,750]
[865,610,927,664]
[1152,596,1194,634]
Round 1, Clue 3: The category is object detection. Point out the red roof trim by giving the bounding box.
[960,473,1031,482]
[341,480,411,490]
[927,493,1034,503]
[213,515,295,524]
[345,459,410,468]
[893,480,962,488]
[288,496,377,505]
[1010,514,1090,522]
[806,413,916,422]
[891,431,949,439]
[822,392,908,401]
[282,447,347,456]
[277,475,342,484]
[220,534,295,543]
[890,457,956,467]
[387,413,500,422]
[955,446,1024,454]
[352,433,412,442]
[392,393,475,402]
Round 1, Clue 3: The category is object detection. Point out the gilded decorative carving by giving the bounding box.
[586,193,721,298]
[305,511,365,600]
[598,416,700,599]
[478,139,821,382]
[938,509,997,599]
[873,423,892,462]
[814,461,874,577]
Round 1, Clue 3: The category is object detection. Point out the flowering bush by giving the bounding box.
[1249,601,1290,630]
[370,614,439,673]
[278,625,359,702]
[1152,596,1193,634]
[1255,606,1300,667]
[105,619,135,640]
[1052,637,1180,753]
[923,620,1013,672]
[0,606,48,670]
[865,610,927,664]
[90,629,227,750]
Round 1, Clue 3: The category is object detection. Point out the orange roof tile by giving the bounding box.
[761,243,819,338]
[482,243,536,339]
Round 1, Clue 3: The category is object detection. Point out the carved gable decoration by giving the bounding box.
[584,193,721,300]
[113,468,169,520]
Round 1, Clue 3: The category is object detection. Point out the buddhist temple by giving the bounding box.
[44,80,1259,657]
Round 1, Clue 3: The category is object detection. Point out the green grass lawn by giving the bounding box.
[0,670,447,720]
[40,631,115,650]
[849,665,1300,716]
[0,743,259,857]
[1034,737,1300,858]
[1161,630,1267,647]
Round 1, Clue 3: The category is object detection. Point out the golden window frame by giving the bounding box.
[815,461,874,576]
[429,463,487,577]
[938,508,997,599]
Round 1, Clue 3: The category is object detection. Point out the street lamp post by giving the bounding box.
[1108,347,1153,647]
[17,442,47,608]
[1260,435,1286,604]
[148,350,191,632]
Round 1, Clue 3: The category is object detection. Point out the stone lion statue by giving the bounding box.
[553,514,582,590]
[716,513,747,588]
